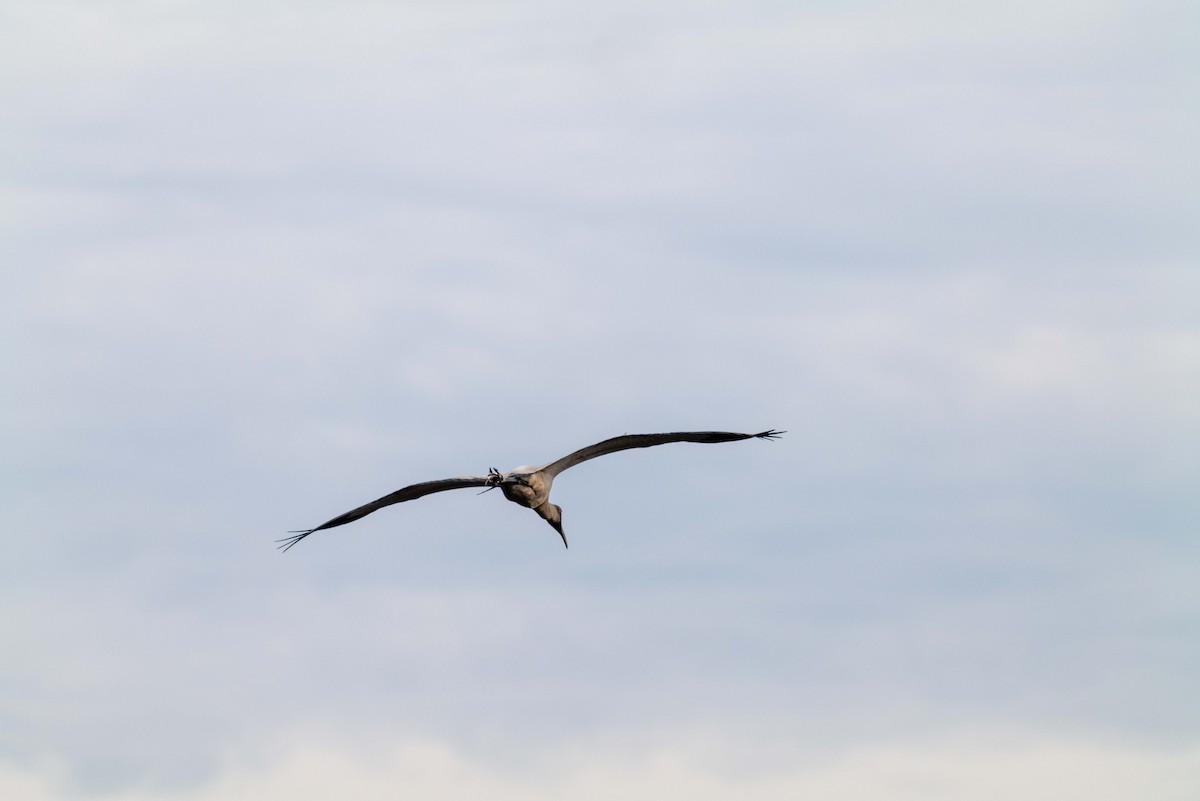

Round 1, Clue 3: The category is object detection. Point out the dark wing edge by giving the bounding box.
[539,429,784,478]
[278,475,492,552]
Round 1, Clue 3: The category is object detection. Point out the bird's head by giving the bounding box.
[543,503,567,549]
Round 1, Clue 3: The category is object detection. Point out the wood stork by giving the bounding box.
[280,429,783,551]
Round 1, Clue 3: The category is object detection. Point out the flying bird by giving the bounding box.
[280,429,783,552]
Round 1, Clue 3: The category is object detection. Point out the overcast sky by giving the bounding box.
[2,1,1198,799]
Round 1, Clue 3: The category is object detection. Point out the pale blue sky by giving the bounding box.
[2,1,1198,798]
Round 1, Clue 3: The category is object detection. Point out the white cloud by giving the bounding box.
[4,736,1198,801]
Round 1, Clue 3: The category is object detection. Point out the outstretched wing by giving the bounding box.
[279,476,492,552]
[539,429,783,479]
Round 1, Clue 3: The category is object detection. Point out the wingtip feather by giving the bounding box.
[276,529,316,553]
